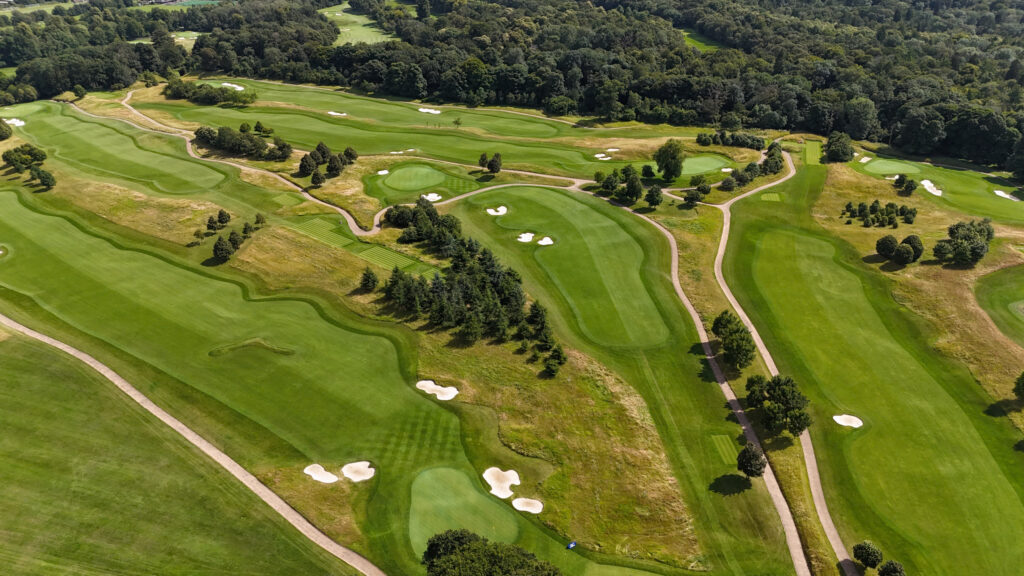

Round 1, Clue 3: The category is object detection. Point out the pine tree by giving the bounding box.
[478,152,488,168]
[327,154,344,177]
[343,146,358,162]
[298,154,317,177]
[360,267,379,292]
[315,141,332,160]
[487,153,503,174]
[311,168,325,187]
[217,209,231,227]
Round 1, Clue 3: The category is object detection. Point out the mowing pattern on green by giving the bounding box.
[292,217,355,248]
[290,218,437,275]
[710,435,739,465]
[760,192,782,202]
[272,193,305,207]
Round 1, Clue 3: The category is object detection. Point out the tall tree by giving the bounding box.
[653,139,685,182]
[213,236,234,261]
[737,442,766,477]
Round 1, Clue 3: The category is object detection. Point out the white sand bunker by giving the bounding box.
[853,152,860,157]
[995,190,1020,202]
[416,379,459,401]
[512,498,544,514]
[221,82,244,91]
[405,148,415,152]
[859,156,872,163]
[884,175,899,181]
[303,464,339,484]
[721,168,734,172]
[3,118,24,127]
[594,153,608,159]
[599,156,611,161]
[517,232,535,243]
[327,111,347,117]
[422,193,443,202]
[389,150,404,155]
[833,414,864,428]
[342,461,376,482]
[377,169,390,175]
[418,107,441,115]
[921,179,943,196]
[537,236,554,246]
[483,467,520,498]
[486,206,508,216]
[606,148,620,152]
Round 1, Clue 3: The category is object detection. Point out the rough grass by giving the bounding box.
[0,333,358,575]
[725,153,1024,575]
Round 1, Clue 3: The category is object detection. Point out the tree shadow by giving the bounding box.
[861,254,887,264]
[709,474,751,496]
[476,174,495,183]
[879,260,907,273]
[762,434,793,452]
[633,206,656,214]
[984,399,1021,418]
[1013,439,1024,453]
[200,256,226,267]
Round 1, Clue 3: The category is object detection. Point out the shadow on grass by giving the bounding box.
[709,474,751,495]
[861,254,887,265]
[879,260,907,273]
[762,434,794,452]
[985,399,1022,418]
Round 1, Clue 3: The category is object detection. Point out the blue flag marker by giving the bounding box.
[567,541,577,550]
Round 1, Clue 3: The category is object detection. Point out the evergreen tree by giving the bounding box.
[243,222,254,237]
[311,168,325,187]
[487,153,502,173]
[737,442,766,477]
[213,236,234,260]
[298,153,317,176]
[360,267,379,292]
[228,230,243,250]
[327,154,344,177]
[478,152,488,168]
[315,141,331,160]
[852,541,883,569]
[217,209,231,227]
[255,213,266,228]
[343,147,359,162]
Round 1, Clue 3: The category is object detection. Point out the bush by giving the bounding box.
[719,177,736,191]
[878,560,905,576]
[933,219,994,265]
[901,235,924,261]
[892,243,915,264]
[876,234,899,258]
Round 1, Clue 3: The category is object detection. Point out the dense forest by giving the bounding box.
[2,0,1024,168]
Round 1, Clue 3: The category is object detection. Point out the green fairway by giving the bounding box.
[450,186,794,575]
[862,158,920,175]
[976,264,1024,349]
[681,154,728,175]
[803,140,821,165]
[319,2,392,44]
[409,467,520,556]
[724,158,1024,575]
[855,155,1024,224]
[0,332,356,575]
[365,161,483,205]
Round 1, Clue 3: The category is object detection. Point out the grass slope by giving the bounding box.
[450,186,793,575]
[723,157,1024,574]
[976,263,1024,349]
[0,331,356,575]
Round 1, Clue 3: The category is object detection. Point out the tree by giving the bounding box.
[459,311,484,343]
[617,173,643,204]
[487,153,502,174]
[1014,371,1024,400]
[478,153,488,168]
[600,171,620,195]
[36,169,55,188]
[853,541,883,569]
[641,165,655,178]
[645,185,663,207]
[423,530,560,576]
[876,234,899,258]
[316,141,331,160]
[327,154,344,177]
[72,84,86,99]
[206,215,219,232]
[243,222,254,237]
[745,374,811,435]
[712,310,756,369]
[416,0,430,18]
[902,179,918,195]
[933,219,995,265]
[0,119,10,141]
[878,560,905,576]
[255,213,266,228]
[1009,137,1024,181]
[690,174,706,187]
[360,267,379,292]
[239,122,251,133]
[228,230,244,250]
[653,139,685,182]
[737,442,766,477]
[309,150,323,165]
[719,177,736,192]
[896,107,946,155]
[697,183,711,196]
[423,530,483,567]
[254,121,266,134]
[343,147,359,162]
[684,189,701,206]
[311,168,325,187]
[824,132,855,162]
[217,209,231,227]
[213,235,234,260]
[901,235,924,262]
[298,153,317,177]
[844,97,880,140]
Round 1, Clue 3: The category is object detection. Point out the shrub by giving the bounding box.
[876,235,899,258]
[852,541,883,569]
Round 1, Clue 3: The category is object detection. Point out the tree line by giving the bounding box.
[422,530,560,576]
[381,198,566,375]
[2,142,56,189]
[194,121,293,161]
[298,141,359,185]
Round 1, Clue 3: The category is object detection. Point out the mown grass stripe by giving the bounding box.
[711,435,739,465]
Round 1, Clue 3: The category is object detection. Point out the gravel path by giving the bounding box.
[0,313,386,576]
[60,97,856,576]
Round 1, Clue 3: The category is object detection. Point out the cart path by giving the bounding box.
[0,313,387,576]
[69,97,855,575]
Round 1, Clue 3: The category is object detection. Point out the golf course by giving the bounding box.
[2,69,1024,576]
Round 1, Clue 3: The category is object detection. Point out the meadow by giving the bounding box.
[0,329,358,575]
[976,263,1024,349]
[723,153,1024,575]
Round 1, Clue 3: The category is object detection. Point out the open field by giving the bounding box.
[0,330,357,575]
[0,1,71,14]
[976,263,1024,349]
[680,29,724,52]
[450,186,793,575]
[724,156,1024,575]
[319,2,392,45]
[851,152,1024,225]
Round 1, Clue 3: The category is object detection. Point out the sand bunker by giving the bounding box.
[594,153,608,159]
[517,232,535,243]
[606,148,620,152]
[418,107,441,115]
[416,379,459,401]
[422,193,443,202]
[832,414,864,428]
[512,498,543,514]
[3,118,24,127]
[599,157,611,161]
[483,467,520,499]
[303,464,339,483]
[995,190,1020,201]
[537,236,554,246]
[327,111,347,117]
[859,156,872,163]
[342,461,376,482]
[921,179,943,196]
[884,175,899,181]
[377,169,390,175]
[486,206,508,216]
[221,82,244,91]
[721,168,734,172]
[405,148,415,152]
[389,150,404,155]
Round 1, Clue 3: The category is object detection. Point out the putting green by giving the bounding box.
[383,164,447,191]
[458,187,669,348]
[725,162,1024,575]
[976,264,1024,349]
[0,333,354,575]
[862,158,920,175]
[409,468,519,556]
[682,155,729,175]
[319,2,392,45]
